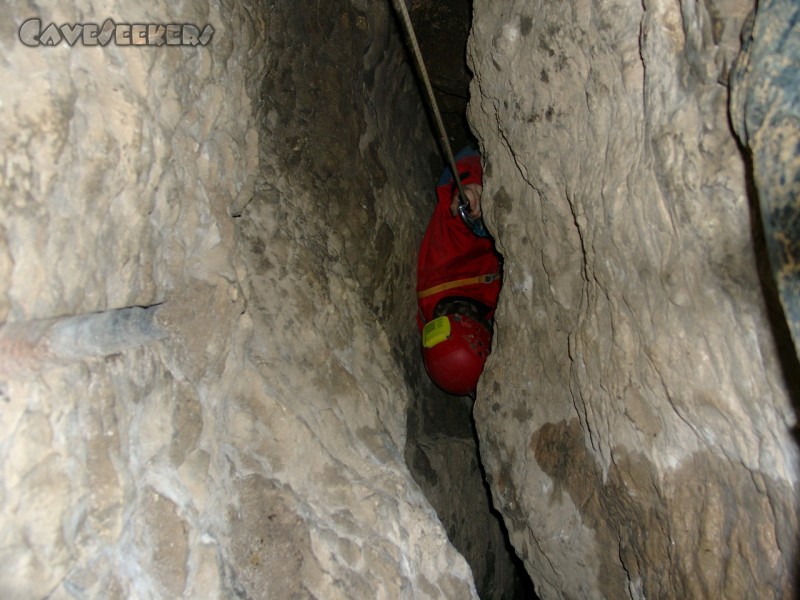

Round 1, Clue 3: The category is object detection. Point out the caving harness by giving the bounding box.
[417,273,500,300]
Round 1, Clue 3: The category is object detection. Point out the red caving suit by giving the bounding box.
[416,147,502,330]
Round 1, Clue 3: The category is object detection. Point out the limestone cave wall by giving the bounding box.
[1,0,799,599]
[468,0,799,598]
[0,0,480,597]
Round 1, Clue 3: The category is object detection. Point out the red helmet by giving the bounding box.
[422,312,493,395]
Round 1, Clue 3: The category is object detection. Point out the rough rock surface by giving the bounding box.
[730,0,800,352]
[5,0,798,598]
[468,0,799,598]
[0,0,479,597]
[404,376,534,600]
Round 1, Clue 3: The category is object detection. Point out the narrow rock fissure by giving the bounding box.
[404,373,538,600]
[399,2,537,598]
[5,0,797,597]
[243,1,533,596]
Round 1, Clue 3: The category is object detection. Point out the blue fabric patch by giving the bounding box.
[438,146,480,185]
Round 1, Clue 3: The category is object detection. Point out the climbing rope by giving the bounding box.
[389,0,471,207]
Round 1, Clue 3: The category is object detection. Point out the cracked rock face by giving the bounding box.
[468,0,799,598]
[0,0,479,597]
[3,0,798,598]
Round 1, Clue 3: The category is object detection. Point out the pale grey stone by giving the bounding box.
[2,0,797,598]
[469,0,798,597]
[0,0,477,598]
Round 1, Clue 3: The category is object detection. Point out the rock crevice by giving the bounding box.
[0,0,798,598]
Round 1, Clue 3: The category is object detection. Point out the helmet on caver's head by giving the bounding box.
[421,299,493,395]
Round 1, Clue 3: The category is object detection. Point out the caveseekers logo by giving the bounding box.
[18,18,214,47]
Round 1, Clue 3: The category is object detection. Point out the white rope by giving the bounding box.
[389,0,470,203]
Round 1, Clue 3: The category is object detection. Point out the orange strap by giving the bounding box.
[417,273,499,299]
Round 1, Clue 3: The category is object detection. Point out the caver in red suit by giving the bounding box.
[416,147,502,396]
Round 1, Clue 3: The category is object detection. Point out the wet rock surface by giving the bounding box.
[730,0,800,353]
